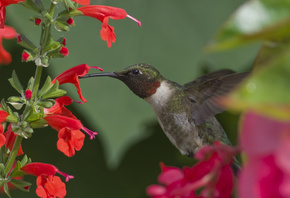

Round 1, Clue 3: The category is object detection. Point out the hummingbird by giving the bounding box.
[81,63,247,171]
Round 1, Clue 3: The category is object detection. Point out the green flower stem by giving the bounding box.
[4,135,23,175]
[49,2,55,16]
[32,66,43,100]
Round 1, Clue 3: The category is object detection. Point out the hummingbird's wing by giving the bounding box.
[183,70,249,125]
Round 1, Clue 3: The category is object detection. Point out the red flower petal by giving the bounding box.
[0,133,6,147]
[4,124,24,155]
[51,64,102,103]
[44,114,82,131]
[36,175,66,198]
[0,110,9,122]
[21,163,58,177]
[0,26,17,64]
[0,0,25,28]
[57,128,85,157]
[72,0,90,5]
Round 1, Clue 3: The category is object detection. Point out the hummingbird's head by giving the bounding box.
[82,63,164,98]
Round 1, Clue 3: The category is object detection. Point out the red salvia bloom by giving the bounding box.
[0,25,17,65]
[21,162,73,197]
[77,5,141,47]
[73,0,90,5]
[21,162,74,182]
[59,47,69,56]
[0,109,9,147]
[57,127,85,157]
[3,124,24,155]
[52,64,102,103]
[0,0,24,28]
[36,175,66,198]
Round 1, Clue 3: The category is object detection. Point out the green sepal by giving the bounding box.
[57,9,82,21]
[7,96,25,110]
[4,182,11,198]
[20,0,42,13]
[35,56,49,67]
[22,50,36,62]
[6,115,18,123]
[25,105,43,122]
[26,77,34,91]
[63,0,76,11]
[7,96,21,103]
[53,20,71,32]
[20,155,31,167]
[17,34,37,51]
[43,37,61,54]
[37,76,52,98]
[10,179,31,192]
[37,99,56,108]
[30,118,47,128]
[41,81,67,99]
[9,161,26,179]
[51,0,63,4]
[8,70,24,94]
[0,163,5,177]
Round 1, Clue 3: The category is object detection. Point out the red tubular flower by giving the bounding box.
[57,127,85,157]
[59,46,69,56]
[147,142,236,198]
[51,64,103,103]
[0,0,24,28]
[77,5,141,47]
[4,124,24,155]
[73,0,90,5]
[0,25,17,65]
[0,110,8,147]
[21,162,74,182]
[36,175,66,198]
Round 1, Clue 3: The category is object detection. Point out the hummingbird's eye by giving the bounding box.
[132,69,140,75]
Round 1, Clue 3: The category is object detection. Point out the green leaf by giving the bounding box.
[37,99,55,108]
[37,76,52,98]
[207,0,290,51]
[8,70,24,94]
[10,179,31,192]
[17,33,37,51]
[26,77,34,91]
[41,81,67,99]
[20,155,28,167]
[222,45,290,120]
[4,182,12,198]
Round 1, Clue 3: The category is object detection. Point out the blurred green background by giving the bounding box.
[1,0,259,197]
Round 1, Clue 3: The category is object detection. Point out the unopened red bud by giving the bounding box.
[22,51,30,61]
[25,89,32,100]
[35,18,42,26]
[66,18,74,26]
[60,47,69,56]
[62,37,66,46]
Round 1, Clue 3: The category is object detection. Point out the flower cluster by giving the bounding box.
[0,0,141,197]
[147,142,237,198]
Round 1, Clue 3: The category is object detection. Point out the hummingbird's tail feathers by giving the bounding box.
[187,71,249,125]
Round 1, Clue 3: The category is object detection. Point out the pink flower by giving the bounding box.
[77,5,141,47]
[52,64,102,103]
[147,142,236,198]
[238,111,290,198]
[0,0,25,28]
[0,25,17,65]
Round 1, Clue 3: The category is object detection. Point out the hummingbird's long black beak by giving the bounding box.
[80,72,118,79]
